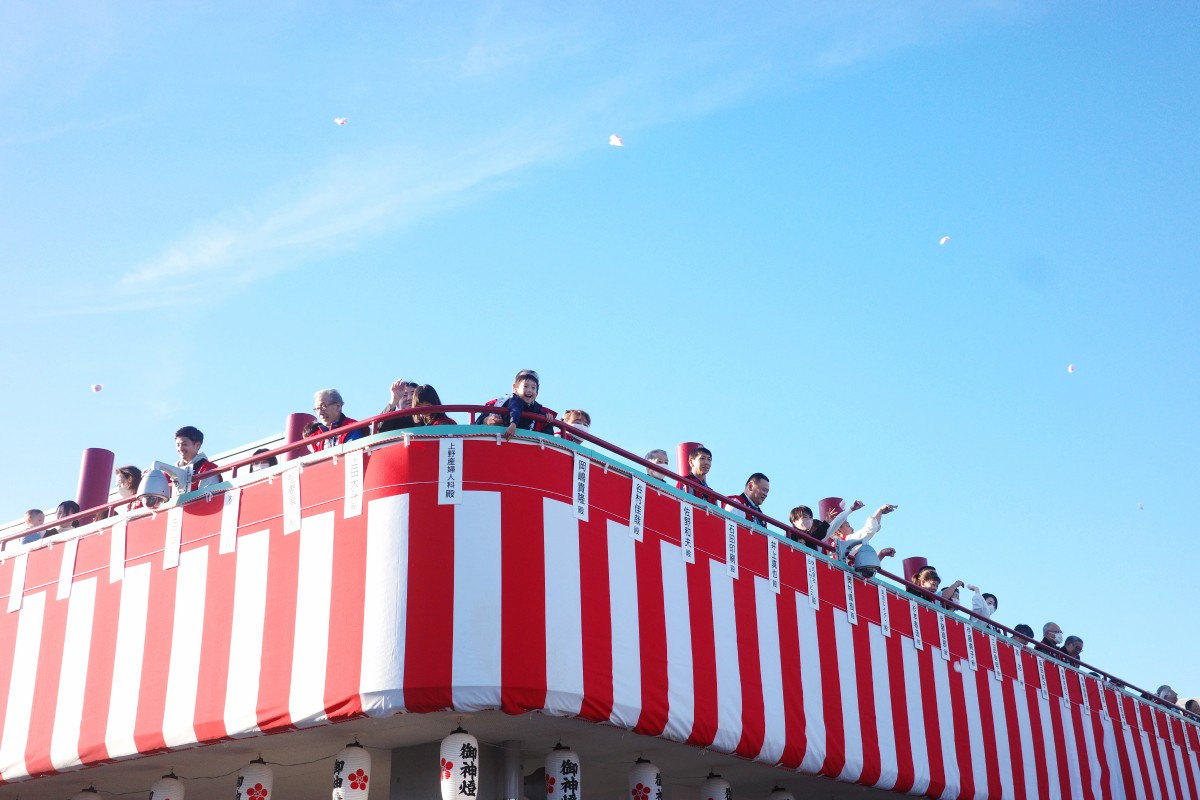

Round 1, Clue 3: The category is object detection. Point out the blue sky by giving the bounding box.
[3,1,1198,697]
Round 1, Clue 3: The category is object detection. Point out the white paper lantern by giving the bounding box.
[440,727,480,800]
[150,774,185,800]
[545,744,581,800]
[236,759,275,800]
[332,742,372,800]
[628,758,662,800]
[768,787,794,800]
[699,772,731,800]
[71,787,100,800]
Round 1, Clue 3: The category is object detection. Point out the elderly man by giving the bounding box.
[730,473,769,525]
[311,389,366,451]
[1037,622,1065,658]
[1157,685,1180,706]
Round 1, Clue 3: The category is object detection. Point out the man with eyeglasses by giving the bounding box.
[311,389,366,451]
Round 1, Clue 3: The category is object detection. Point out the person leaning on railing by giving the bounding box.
[496,369,554,441]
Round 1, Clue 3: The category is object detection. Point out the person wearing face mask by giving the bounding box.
[558,409,591,442]
[1037,622,1065,658]
[788,505,827,547]
[965,585,998,619]
[644,449,672,482]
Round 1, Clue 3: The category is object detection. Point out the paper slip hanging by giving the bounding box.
[843,572,857,624]
[1058,665,1070,707]
[6,553,27,613]
[572,452,589,521]
[768,537,780,594]
[439,438,463,506]
[1079,674,1090,714]
[1036,658,1049,700]
[680,505,695,563]
[805,554,819,609]
[110,518,127,583]
[724,519,738,578]
[220,488,241,554]
[990,635,1002,680]
[878,586,891,636]
[1014,647,1025,686]
[937,614,950,661]
[283,467,302,533]
[628,478,645,541]
[909,600,923,650]
[56,538,79,600]
[964,624,977,670]
[1117,692,1127,726]
[344,448,365,517]
[163,506,184,569]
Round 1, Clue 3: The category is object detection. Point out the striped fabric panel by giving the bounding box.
[0,436,1196,800]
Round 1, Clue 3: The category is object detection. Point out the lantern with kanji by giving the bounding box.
[628,758,662,800]
[699,772,731,800]
[236,759,274,800]
[149,773,185,800]
[768,787,794,800]
[440,727,480,800]
[332,742,371,800]
[544,743,581,800]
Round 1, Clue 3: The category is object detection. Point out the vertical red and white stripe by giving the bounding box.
[1,437,1197,799]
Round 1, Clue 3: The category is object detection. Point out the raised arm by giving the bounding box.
[841,503,897,544]
[823,499,865,541]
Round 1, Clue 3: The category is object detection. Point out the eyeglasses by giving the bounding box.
[313,401,340,412]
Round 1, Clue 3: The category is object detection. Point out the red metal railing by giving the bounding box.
[2,405,1190,720]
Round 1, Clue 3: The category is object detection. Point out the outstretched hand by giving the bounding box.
[878,547,897,559]
[502,422,517,441]
[850,499,865,512]
[877,503,898,515]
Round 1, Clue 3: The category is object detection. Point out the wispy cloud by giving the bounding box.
[56,1,1031,315]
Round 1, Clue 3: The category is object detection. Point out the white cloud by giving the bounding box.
[55,1,1032,315]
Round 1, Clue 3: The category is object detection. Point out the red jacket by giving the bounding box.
[311,416,365,451]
